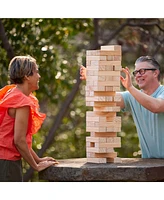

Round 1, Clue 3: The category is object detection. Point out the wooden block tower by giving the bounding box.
[85,45,122,163]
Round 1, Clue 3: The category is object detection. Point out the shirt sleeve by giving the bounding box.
[120,91,131,112]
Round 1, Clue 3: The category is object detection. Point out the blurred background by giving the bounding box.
[0,18,163,181]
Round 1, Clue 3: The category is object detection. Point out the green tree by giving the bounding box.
[0,18,163,181]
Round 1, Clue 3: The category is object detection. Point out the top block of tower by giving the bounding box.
[100,45,121,51]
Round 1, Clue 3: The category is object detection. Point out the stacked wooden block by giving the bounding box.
[85,45,122,163]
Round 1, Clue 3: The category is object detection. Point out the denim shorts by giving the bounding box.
[0,159,23,182]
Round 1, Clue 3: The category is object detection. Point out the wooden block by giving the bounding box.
[87,152,117,158]
[86,136,107,143]
[85,85,118,92]
[95,142,121,148]
[100,45,121,51]
[86,49,121,56]
[87,157,122,163]
[86,126,107,132]
[85,96,114,102]
[106,127,121,132]
[99,60,121,66]
[87,157,107,163]
[107,157,122,163]
[86,115,121,123]
[114,93,122,102]
[106,116,121,123]
[94,91,116,96]
[86,147,114,153]
[87,70,120,77]
[86,126,121,132]
[90,132,117,137]
[93,80,120,87]
[87,111,116,117]
[93,102,116,107]
[113,65,122,70]
[93,106,120,112]
[86,65,114,71]
[87,156,122,163]
[105,86,120,92]
[87,60,121,67]
[86,116,106,122]
[107,55,121,61]
[86,55,107,61]
[86,147,107,153]
[86,121,121,128]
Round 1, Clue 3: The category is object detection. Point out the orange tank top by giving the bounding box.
[0,85,46,160]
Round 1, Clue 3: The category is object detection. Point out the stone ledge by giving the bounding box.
[39,158,164,182]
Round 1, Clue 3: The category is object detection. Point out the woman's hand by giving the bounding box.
[36,160,58,172]
[39,156,58,163]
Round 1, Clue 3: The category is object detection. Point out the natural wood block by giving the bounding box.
[86,111,116,117]
[86,126,121,132]
[87,157,122,163]
[87,157,107,163]
[100,45,121,51]
[86,116,106,122]
[85,85,119,92]
[107,157,122,163]
[86,136,121,146]
[90,132,117,137]
[86,136,107,143]
[86,147,114,153]
[86,126,107,132]
[94,91,116,96]
[93,106,120,112]
[86,70,120,77]
[86,147,107,153]
[105,86,120,92]
[114,93,122,102]
[107,55,121,61]
[86,55,107,61]
[86,65,115,71]
[86,49,121,56]
[92,80,120,87]
[86,152,117,158]
[95,142,121,148]
[86,115,121,123]
[86,96,114,102]
[86,121,121,129]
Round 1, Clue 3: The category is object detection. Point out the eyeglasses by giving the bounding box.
[132,68,157,77]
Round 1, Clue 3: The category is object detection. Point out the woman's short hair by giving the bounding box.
[9,55,37,84]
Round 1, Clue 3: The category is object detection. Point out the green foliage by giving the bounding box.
[0,18,164,181]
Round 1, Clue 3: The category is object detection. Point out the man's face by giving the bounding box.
[134,61,157,89]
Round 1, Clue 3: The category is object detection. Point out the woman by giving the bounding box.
[0,55,58,182]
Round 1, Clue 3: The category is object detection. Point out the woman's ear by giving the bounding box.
[24,75,30,81]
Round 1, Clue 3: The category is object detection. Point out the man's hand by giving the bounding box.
[80,65,86,80]
[120,67,133,91]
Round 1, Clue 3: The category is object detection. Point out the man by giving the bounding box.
[80,56,164,158]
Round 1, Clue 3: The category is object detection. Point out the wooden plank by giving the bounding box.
[87,152,117,158]
[90,132,117,137]
[100,45,121,51]
[86,147,114,153]
[87,157,107,163]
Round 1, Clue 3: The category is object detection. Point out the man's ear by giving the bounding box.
[154,70,159,78]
